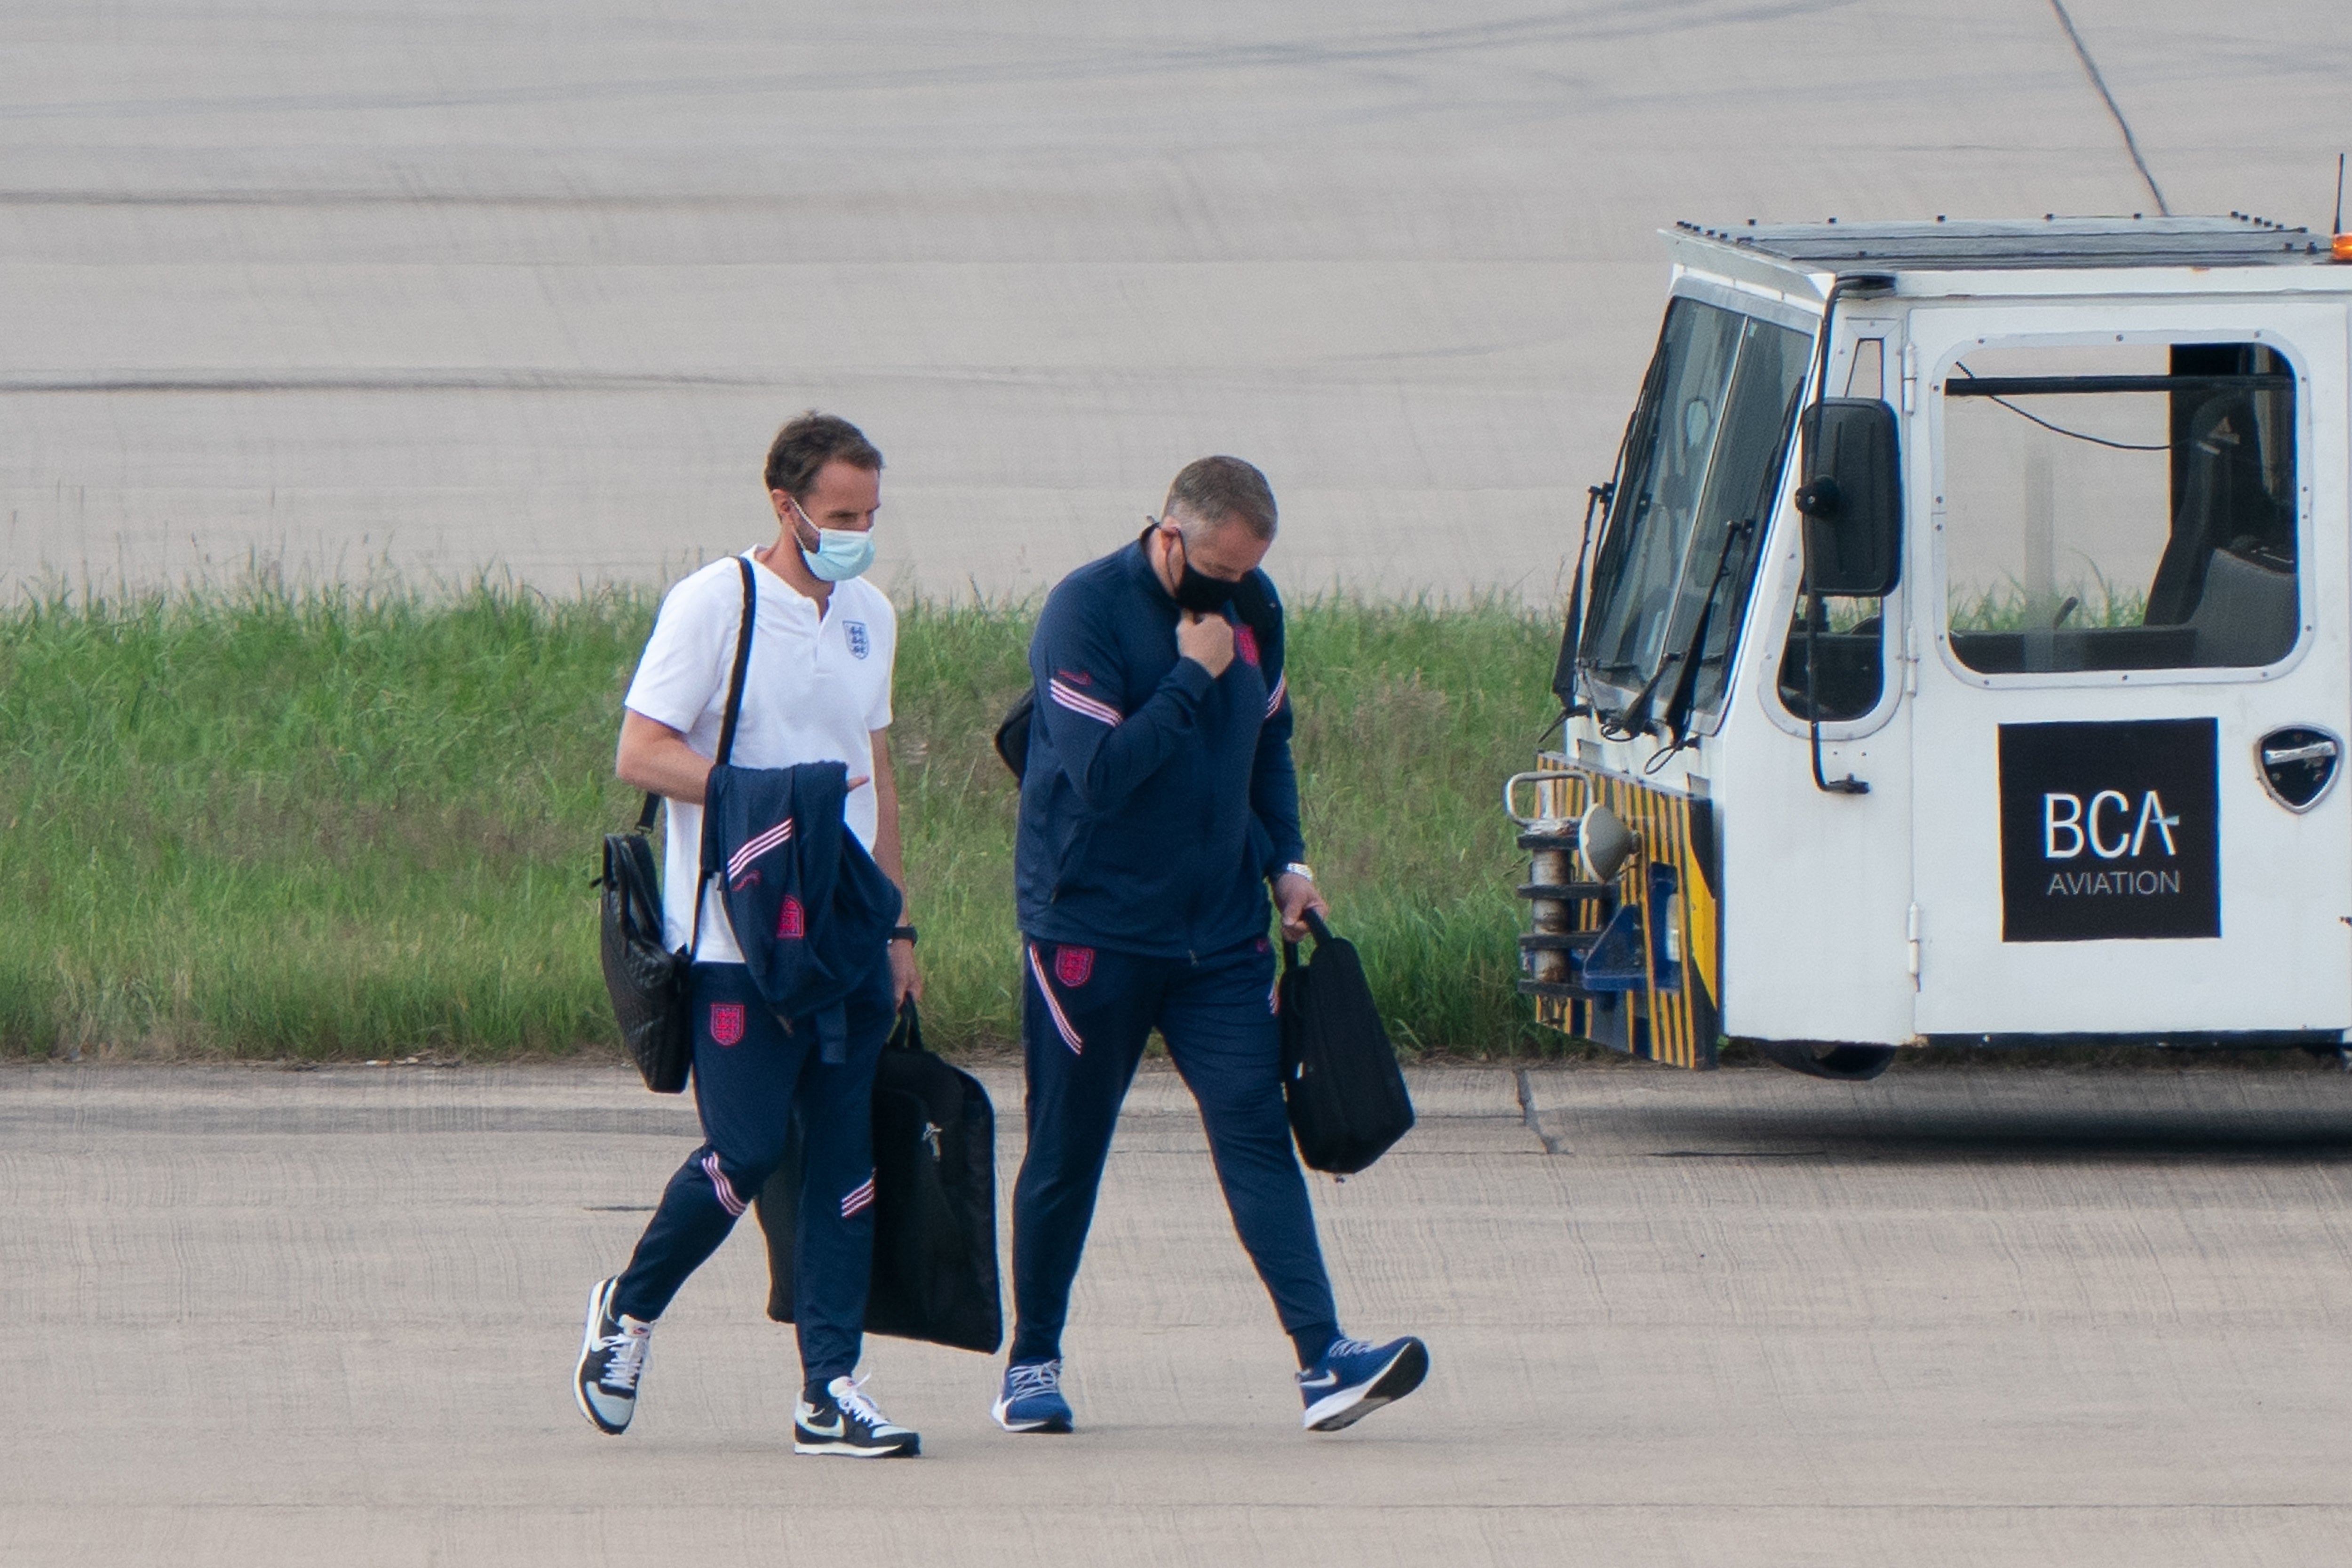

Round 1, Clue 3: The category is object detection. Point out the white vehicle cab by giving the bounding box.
[1511,215,2352,1077]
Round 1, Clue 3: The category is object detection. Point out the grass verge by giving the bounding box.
[1,580,1564,1059]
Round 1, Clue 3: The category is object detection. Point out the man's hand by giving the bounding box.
[889,939,922,1008]
[1272,872,1329,943]
[1176,611,1235,678]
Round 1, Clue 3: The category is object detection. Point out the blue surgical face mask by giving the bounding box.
[803,526,875,582]
[789,497,875,581]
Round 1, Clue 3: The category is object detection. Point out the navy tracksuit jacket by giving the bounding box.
[1017,538,1305,953]
[1011,535,1340,1368]
[707,760,901,1063]
[613,763,899,1387]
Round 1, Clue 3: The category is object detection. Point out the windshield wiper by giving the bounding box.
[1655,518,1756,752]
[1549,479,1616,728]
[1604,650,1679,740]
[1578,656,1649,736]
[1594,517,1753,748]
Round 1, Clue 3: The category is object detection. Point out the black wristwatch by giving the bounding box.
[890,925,918,946]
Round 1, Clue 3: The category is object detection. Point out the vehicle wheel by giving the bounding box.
[1749,1039,1897,1082]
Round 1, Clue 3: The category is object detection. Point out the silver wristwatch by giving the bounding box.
[1282,861,1315,882]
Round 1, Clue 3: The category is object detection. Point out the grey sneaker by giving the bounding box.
[574,1277,654,1435]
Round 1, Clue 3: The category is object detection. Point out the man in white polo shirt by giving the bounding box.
[574,412,924,1458]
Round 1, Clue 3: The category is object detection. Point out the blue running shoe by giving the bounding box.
[993,1358,1073,1433]
[1297,1335,1428,1432]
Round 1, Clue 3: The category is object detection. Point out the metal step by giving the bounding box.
[1516,979,1597,1000]
[1514,882,1615,902]
[1517,931,1600,953]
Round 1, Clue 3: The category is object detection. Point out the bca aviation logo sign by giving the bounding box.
[1997,718,2219,943]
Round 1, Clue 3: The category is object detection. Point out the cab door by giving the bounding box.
[1906,300,2352,1039]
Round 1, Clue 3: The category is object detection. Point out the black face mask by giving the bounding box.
[1163,528,1271,628]
[1173,557,1235,614]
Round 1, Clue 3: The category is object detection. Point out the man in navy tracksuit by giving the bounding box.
[994,455,1429,1436]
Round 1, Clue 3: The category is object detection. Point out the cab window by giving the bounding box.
[1939,342,2297,675]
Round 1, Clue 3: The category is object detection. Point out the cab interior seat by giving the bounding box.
[2181,544,2296,667]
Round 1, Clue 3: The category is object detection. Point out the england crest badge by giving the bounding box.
[844,621,870,659]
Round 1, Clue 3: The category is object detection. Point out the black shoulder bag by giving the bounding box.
[596,557,757,1093]
[993,689,1034,778]
[1279,909,1415,1174]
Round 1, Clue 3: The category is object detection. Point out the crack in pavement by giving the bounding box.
[2047,0,2170,215]
[1514,1067,1565,1155]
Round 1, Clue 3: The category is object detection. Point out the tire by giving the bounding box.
[1749,1039,1898,1082]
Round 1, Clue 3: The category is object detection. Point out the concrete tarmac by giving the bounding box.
[9,1059,2352,1566]
[6,2,2348,602]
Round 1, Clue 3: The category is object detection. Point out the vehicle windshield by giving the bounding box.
[1580,297,1811,726]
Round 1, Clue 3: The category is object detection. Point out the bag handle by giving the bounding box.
[886,996,923,1053]
[1280,907,1336,973]
[683,557,760,961]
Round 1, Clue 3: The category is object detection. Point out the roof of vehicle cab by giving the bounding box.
[1669,215,2334,272]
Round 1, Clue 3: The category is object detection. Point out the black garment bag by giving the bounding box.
[755,1000,1003,1353]
[595,557,756,1094]
[1279,910,1414,1174]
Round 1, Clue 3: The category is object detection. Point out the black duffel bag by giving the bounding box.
[1279,910,1414,1174]
[755,998,1003,1354]
[594,557,756,1094]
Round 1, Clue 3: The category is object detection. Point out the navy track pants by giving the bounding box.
[611,958,894,1385]
[1011,933,1340,1368]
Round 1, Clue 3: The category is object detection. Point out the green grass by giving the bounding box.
[0,581,1564,1060]
[1949,577,2149,632]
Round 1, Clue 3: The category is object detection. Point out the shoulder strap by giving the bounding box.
[714,556,757,767]
[685,557,760,960]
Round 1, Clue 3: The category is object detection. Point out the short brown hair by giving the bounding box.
[764,412,883,498]
[1163,455,1277,542]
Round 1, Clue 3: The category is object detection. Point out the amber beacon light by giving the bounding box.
[2336,155,2352,261]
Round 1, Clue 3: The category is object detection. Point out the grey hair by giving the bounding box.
[1162,455,1277,542]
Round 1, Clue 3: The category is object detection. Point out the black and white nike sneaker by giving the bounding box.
[794,1375,921,1458]
[1297,1334,1429,1432]
[574,1276,655,1435]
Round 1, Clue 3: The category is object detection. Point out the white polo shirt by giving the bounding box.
[623,549,897,963]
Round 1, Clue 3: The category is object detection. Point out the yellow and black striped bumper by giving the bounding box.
[1516,756,1722,1070]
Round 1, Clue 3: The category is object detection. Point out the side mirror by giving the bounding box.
[1794,398,1901,597]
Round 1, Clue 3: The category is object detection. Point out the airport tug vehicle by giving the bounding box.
[1510,215,2352,1076]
